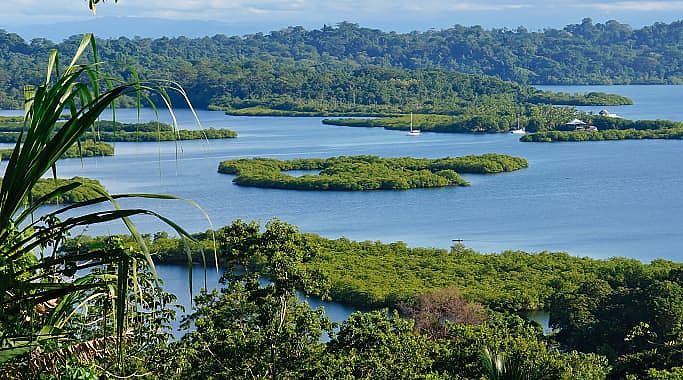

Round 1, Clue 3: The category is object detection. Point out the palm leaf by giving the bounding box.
[0,32,211,371]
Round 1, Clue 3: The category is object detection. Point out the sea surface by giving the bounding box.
[2,84,682,324]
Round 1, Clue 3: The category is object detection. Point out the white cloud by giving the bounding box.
[403,1,531,13]
[0,0,681,30]
[0,0,311,24]
[0,0,534,23]
[576,1,683,12]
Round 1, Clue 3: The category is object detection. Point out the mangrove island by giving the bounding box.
[217,154,528,191]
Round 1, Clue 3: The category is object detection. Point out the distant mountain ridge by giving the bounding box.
[0,18,681,109]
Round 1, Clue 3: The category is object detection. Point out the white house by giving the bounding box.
[599,109,620,118]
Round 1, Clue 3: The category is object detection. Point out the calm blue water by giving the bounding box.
[2,85,682,325]
[2,86,683,262]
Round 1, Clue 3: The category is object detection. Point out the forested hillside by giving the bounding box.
[0,18,679,108]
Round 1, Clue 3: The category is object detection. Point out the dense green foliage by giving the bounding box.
[16,248,182,379]
[9,11,683,377]
[0,141,113,160]
[61,220,683,377]
[307,237,682,313]
[217,154,527,191]
[550,270,683,378]
[67,222,681,314]
[2,19,682,110]
[178,220,331,379]
[326,108,683,137]
[170,220,611,379]
[648,367,683,379]
[0,119,236,143]
[86,120,237,141]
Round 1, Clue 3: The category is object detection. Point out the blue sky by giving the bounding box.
[2,1,683,40]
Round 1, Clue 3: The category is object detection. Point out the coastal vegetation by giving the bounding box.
[209,65,631,116]
[217,154,527,191]
[85,120,237,141]
[175,220,611,379]
[66,223,682,313]
[58,220,683,378]
[0,118,236,143]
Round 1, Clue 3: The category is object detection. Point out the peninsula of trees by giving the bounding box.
[522,128,683,142]
[85,120,237,142]
[0,141,113,160]
[0,117,237,143]
[217,154,528,191]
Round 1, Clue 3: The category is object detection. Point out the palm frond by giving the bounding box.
[0,32,211,372]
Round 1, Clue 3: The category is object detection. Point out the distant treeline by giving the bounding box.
[217,155,527,191]
[217,84,630,118]
[0,20,657,111]
[0,19,681,110]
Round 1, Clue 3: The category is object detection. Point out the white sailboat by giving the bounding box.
[510,115,526,134]
[407,112,420,136]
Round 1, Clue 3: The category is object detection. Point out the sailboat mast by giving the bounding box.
[410,112,413,132]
